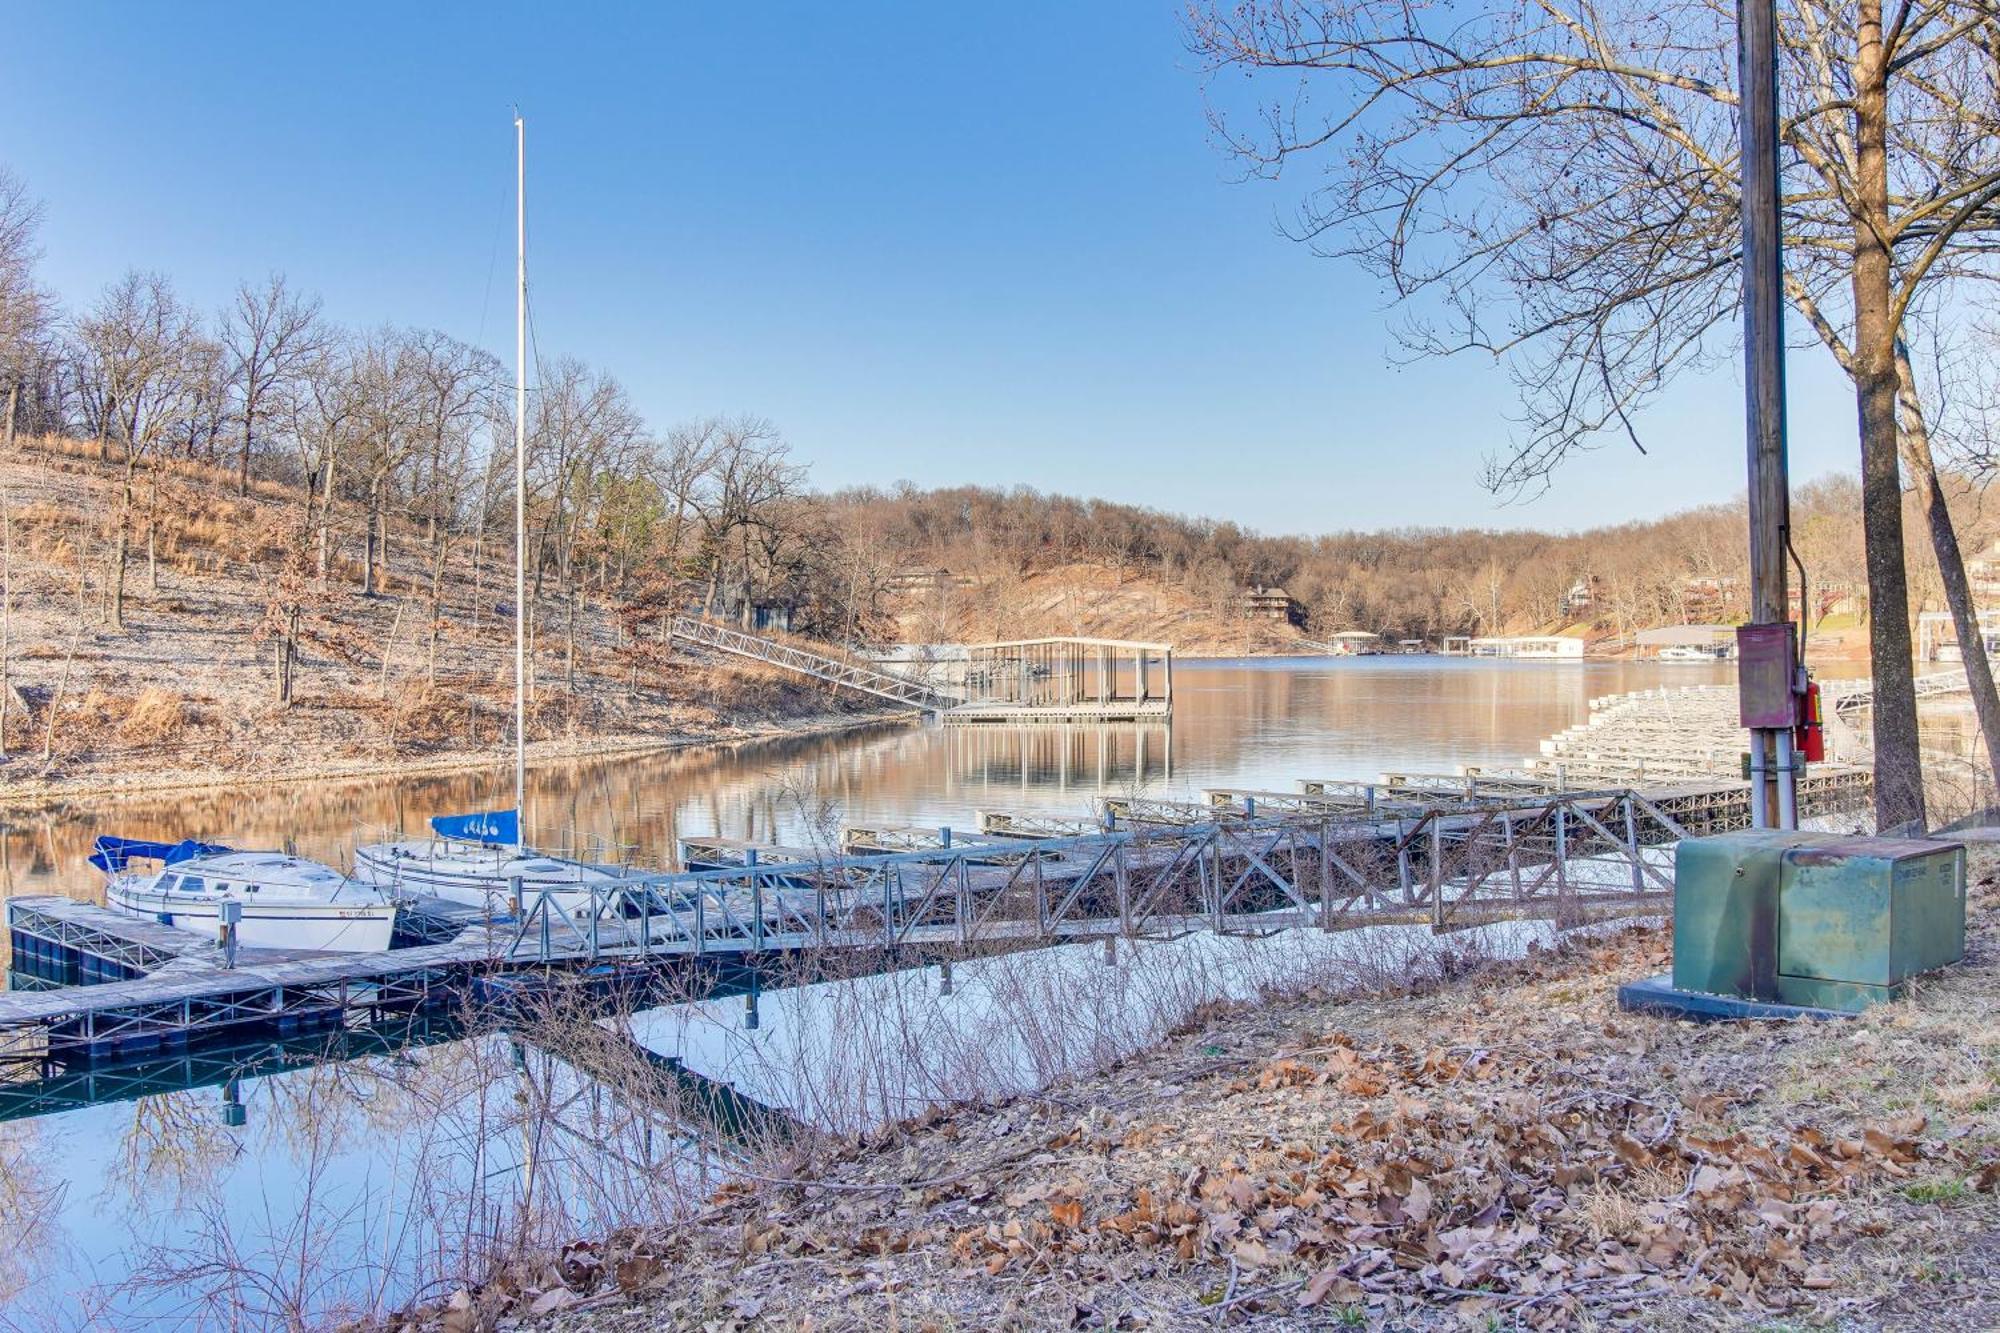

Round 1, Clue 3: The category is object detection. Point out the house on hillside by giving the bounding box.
[887,567,978,595]
[1241,585,1301,625]
[1560,576,1597,617]
[1968,540,2000,600]
[1679,575,1739,620]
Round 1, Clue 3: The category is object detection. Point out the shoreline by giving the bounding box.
[0,707,920,812]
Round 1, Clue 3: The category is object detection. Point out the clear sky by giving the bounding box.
[2,2,1857,535]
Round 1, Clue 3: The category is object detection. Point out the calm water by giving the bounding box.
[0,657,1732,1329]
[0,656,1729,906]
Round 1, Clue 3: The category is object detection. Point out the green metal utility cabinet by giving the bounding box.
[1669,831,1965,1013]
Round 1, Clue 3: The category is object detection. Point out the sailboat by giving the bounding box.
[353,113,628,922]
[97,837,400,953]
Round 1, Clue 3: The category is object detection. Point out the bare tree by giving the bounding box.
[525,357,646,688]
[1189,0,2000,827]
[401,330,500,684]
[221,273,325,495]
[0,167,54,450]
[685,416,804,624]
[287,334,364,583]
[0,166,54,759]
[348,328,423,598]
[72,271,206,629]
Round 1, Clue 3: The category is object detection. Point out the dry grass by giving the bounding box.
[118,685,197,741]
[0,438,900,800]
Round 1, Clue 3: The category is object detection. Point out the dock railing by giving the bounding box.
[668,616,961,711]
[2,769,1872,1065]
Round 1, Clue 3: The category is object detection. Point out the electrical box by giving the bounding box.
[1668,830,1965,1014]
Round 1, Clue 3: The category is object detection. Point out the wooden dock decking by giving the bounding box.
[3,768,1872,1067]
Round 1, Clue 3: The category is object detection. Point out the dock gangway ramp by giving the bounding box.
[668,617,963,712]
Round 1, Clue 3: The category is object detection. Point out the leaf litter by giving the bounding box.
[391,852,2000,1332]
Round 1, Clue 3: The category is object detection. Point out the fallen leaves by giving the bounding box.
[912,1027,1971,1325]
[388,901,2000,1332]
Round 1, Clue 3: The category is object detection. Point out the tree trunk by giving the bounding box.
[427,548,445,689]
[1896,342,2000,792]
[1,384,13,755]
[317,452,335,586]
[0,461,11,760]
[110,468,135,631]
[44,568,87,766]
[362,479,381,597]
[566,588,578,691]
[1851,7,1926,831]
[238,400,253,497]
[146,473,160,593]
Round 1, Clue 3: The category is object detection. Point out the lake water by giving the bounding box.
[0,657,1732,1328]
[1,656,1730,906]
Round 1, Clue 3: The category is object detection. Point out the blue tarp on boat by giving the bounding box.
[88,836,235,873]
[430,809,520,847]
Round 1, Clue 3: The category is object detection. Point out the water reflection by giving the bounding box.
[1,658,1729,969]
[2,658,1750,1326]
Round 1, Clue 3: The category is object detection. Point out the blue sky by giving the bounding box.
[2,2,1856,533]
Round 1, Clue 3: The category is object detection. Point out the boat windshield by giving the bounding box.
[180,876,205,893]
[157,875,179,891]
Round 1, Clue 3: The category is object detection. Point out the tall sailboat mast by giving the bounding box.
[513,112,528,830]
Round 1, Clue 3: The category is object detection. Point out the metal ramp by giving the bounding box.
[668,617,961,711]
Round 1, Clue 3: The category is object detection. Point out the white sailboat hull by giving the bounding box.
[353,842,615,918]
[107,883,398,953]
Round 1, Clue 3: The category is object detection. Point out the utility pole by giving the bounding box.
[1736,0,1799,828]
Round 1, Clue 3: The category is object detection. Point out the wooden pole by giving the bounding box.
[1738,0,1795,828]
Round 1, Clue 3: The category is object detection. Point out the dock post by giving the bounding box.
[1114,843,1131,936]
[1318,819,1334,931]
[1211,833,1225,931]
[1622,795,1645,895]
[1395,821,1413,903]
[1504,813,1522,900]
[1428,818,1445,924]
[1103,935,1116,967]
[748,850,764,954]
[219,1077,246,1128]
[218,900,241,970]
[1553,804,1570,894]
[939,959,954,995]
[744,977,761,1030]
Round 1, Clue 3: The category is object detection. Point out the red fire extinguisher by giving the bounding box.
[1794,677,1825,764]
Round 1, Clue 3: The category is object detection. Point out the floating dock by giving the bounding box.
[3,767,1871,1068]
[666,617,1174,723]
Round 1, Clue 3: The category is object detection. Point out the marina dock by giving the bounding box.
[668,617,1174,723]
[3,766,1870,1067]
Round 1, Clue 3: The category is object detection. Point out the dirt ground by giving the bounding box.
[389,849,2000,1333]
[0,443,902,806]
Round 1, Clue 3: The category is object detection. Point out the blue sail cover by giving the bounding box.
[88,836,235,873]
[430,809,521,847]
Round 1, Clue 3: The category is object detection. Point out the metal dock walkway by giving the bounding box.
[667,619,1175,722]
[2,768,1871,1066]
[668,616,961,711]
